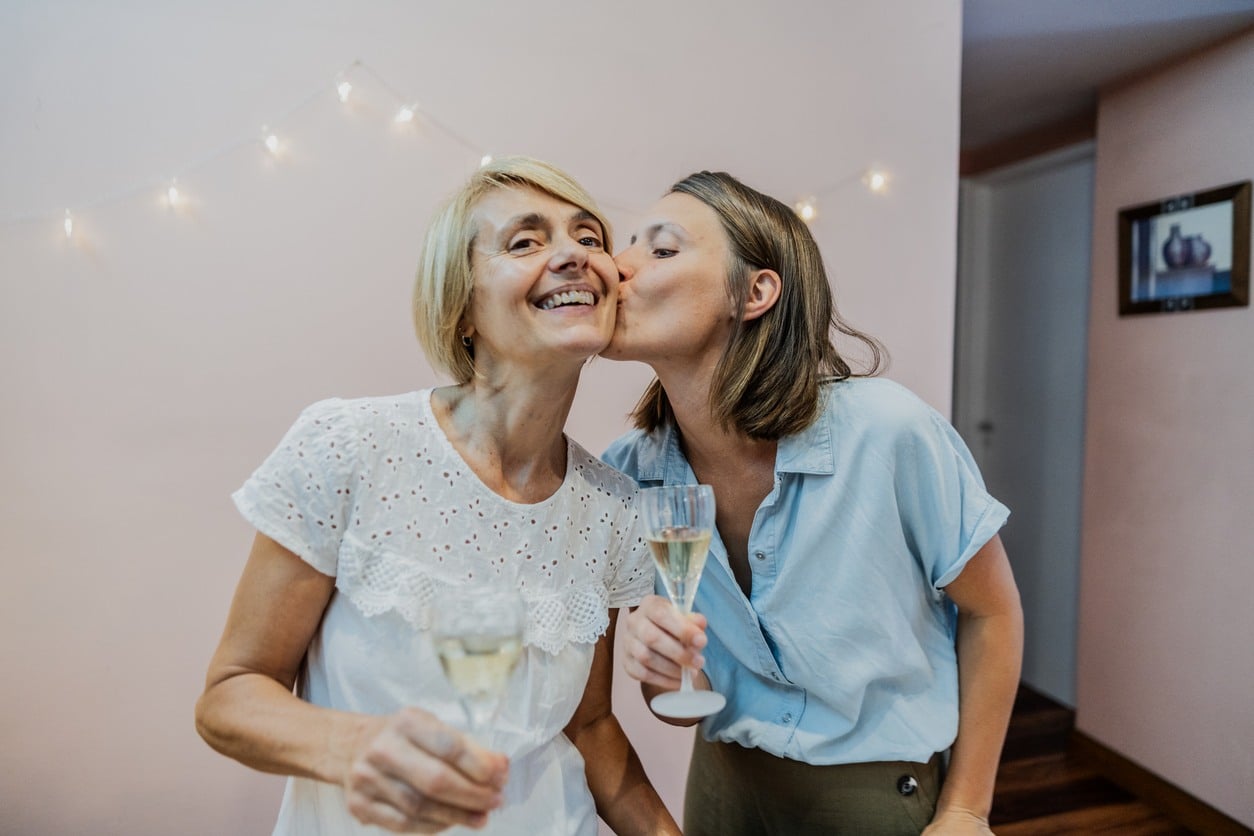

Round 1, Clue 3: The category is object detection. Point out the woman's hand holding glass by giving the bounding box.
[635,485,726,718]
[622,594,711,689]
[341,587,524,833]
[342,706,508,833]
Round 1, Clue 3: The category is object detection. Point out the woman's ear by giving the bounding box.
[742,269,782,322]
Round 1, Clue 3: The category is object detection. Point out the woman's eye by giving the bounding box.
[579,235,603,248]
[652,248,677,258]
[509,237,540,252]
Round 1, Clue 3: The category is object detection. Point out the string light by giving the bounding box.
[262,126,281,156]
[864,169,890,194]
[5,59,892,242]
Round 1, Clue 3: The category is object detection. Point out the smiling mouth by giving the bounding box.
[537,290,596,310]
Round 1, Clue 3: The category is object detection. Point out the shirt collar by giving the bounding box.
[776,405,836,475]
[633,421,692,485]
[634,402,836,482]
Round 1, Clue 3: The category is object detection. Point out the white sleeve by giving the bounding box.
[231,399,357,576]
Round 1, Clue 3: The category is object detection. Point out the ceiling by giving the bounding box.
[961,0,1254,150]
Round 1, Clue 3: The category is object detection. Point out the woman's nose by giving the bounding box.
[613,250,636,282]
[549,236,589,273]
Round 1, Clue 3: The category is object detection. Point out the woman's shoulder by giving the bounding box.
[826,377,936,422]
[314,391,426,418]
[567,436,644,501]
[274,392,434,467]
[294,391,430,432]
[824,378,980,481]
[599,427,659,482]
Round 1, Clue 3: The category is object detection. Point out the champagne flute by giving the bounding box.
[638,484,726,719]
[431,588,525,735]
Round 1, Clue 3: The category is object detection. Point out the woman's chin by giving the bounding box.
[544,337,613,368]
[598,342,630,362]
[600,328,638,362]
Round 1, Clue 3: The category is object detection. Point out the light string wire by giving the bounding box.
[1,58,887,234]
[2,72,344,230]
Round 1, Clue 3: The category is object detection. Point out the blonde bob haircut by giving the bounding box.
[632,171,884,440]
[413,156,613,383]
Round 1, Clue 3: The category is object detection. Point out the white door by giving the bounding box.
[954,145,1094,707]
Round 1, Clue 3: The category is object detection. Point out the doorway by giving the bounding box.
[954,143,1094,707]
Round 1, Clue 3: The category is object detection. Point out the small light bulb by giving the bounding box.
[336,80,353,102]
[167,181,180,207]
[794,197,817,223]
[395,105,415,123]
[63,210,73,238]
[865,169,889,193]
[480,154,493,167]
[264,130,280,154]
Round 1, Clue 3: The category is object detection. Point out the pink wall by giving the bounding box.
[0,2,961,832]
[1077,30,1254,827]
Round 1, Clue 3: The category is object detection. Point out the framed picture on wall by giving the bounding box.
[1117,180,1251,315]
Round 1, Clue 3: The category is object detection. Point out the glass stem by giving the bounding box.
[680,665,694,693]
[466,696,495,738]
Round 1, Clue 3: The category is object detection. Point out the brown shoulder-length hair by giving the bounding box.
[631,171,885,440]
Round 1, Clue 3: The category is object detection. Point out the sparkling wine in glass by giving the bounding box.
[432,588,525,735]
[639,484,726,719]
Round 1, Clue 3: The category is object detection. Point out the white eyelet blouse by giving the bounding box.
[232,390,655,835]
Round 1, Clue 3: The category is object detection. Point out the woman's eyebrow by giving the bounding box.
[636,222,684,244]
[501,212,550,235]
[491,212,551,248]
[568,210,607,239]
[569,209,600,227]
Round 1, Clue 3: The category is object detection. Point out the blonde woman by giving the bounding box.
[197,158,679,835]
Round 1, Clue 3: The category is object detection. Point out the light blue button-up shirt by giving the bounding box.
[603,378,1009,765]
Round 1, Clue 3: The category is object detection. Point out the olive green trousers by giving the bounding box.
[683,736,943,835]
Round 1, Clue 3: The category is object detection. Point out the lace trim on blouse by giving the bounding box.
[336,537,611,654]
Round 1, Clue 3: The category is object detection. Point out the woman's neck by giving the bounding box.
[432,368,580,503]
[653,364,777,479]
[654,365,777,593]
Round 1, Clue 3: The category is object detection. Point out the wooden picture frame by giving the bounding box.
[1118,180,1250,315]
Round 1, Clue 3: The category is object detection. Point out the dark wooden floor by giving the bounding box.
[990,686,1195,835]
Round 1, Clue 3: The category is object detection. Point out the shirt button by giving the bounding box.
[754,551,766,561]
[781,713,793,724]
[897,775,918,796]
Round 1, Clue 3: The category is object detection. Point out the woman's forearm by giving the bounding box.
[196,671,372,785]
[935,606,1023,819]
[567,713,680,835]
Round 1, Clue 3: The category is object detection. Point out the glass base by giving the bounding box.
[650,688,726,719]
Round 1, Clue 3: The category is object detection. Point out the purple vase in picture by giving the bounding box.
[1187,234,1212,266]
[1162,224,1191,268]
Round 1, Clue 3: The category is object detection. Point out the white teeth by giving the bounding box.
[538,290,595,310]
